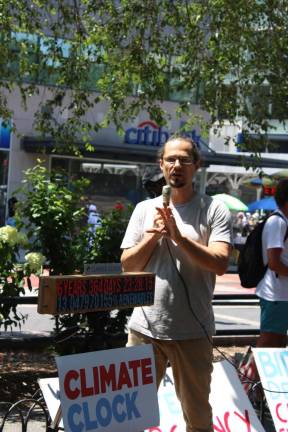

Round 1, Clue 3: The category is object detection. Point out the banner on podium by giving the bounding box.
[38,272,155,315]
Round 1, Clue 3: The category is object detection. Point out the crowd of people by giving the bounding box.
[233,210,262,238]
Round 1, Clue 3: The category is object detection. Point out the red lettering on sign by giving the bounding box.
[213,415,227,432]
[234,409,251,431]
[128,359,141,386]
[117,361,133,389]
[80,368,93,397]
[142,357,153,384]
[214,410,252,432]
[66,356,154,399]
[276,403,288,423]
[99,363,117,393]
[92,366,100,394]
[64,370,80,400]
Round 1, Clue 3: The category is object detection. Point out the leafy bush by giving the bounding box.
[16,162,89,275]
[82,202,134,343]
[86,202,133,263]
[15,162,134,353]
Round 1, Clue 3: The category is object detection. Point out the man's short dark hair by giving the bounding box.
[275,179,288,208]
[158,135,201,164]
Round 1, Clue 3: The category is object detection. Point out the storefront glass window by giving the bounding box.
[51,156,147,214]
[51,156,204,215]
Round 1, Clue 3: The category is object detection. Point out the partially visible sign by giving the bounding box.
[124,120,202,148]
[38,272,155,315]
[55,345,159,432]
[38,377,63,429]
[84,262,122,275]
[41,360,264,432]
[0,120,11,149]
[145,360,264,432]
[253,348,288,431]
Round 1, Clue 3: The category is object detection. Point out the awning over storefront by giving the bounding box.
[21,137,288,169]
[201,152,288,169]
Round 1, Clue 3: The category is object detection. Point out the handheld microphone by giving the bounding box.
[162,185,171,207]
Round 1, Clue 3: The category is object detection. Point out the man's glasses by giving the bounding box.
[163,156,194,166]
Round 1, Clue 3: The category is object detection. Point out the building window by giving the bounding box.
[50,156,147,213]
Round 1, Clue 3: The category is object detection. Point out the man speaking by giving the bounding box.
[121,136,232,432]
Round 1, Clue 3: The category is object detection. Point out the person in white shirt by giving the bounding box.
[256,179,288,348]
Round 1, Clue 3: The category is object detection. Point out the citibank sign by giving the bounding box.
[124,120,201,148]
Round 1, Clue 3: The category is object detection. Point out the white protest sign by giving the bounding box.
[38,377,64,429]
[145,360,264,432]
[253,348,288,431]
[55,344,159,432]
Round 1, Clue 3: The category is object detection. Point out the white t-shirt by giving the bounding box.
[121,193,232,340]
[256,211,288,301]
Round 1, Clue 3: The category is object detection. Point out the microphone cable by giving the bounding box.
[164,237,288,396]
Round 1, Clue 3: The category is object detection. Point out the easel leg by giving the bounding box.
[48,406,62,431]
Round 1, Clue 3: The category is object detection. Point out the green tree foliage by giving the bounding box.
[0,0,287,153]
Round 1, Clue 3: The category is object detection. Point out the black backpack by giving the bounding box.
[238,212,288,288]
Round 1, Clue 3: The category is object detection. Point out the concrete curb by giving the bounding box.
[0,332,257,350]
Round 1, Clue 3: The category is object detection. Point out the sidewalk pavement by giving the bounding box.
[215,272,255,294]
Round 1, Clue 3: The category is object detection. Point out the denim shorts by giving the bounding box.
[260,298,288,335]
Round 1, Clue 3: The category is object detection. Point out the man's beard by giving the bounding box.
[169,177,186,188]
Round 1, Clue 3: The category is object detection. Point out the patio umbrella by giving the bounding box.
[248,196,277,212]
[242,175,275,189]
[212,193,248,211]
[271,169,288,180]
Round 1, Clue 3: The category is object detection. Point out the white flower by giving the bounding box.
[0,226,18,246]
[25,252,46,272]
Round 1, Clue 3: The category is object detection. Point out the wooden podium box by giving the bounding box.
[38,272,155,315]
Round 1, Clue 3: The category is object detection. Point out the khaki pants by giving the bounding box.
[127,330,213,432]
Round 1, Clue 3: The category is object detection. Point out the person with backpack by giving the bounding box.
[237,181,288,396]
[256,179,288,349]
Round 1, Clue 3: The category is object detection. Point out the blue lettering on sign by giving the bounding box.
[112,394,126,423]
[266,381,288,401]
[125,391,141,419]
[68,404,83,432]
[163,373,174,387]
[258,351,288,378]
[124,121,202,148]
[67,391,141,431]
